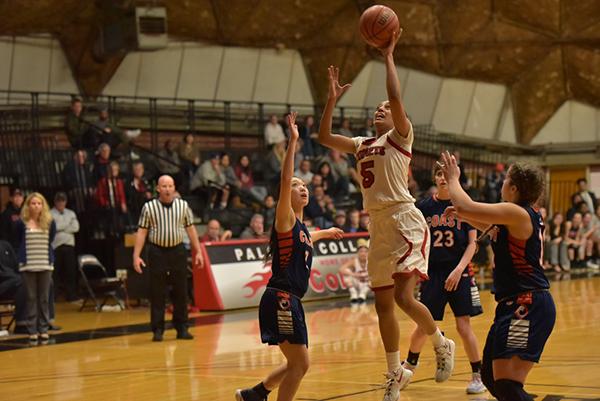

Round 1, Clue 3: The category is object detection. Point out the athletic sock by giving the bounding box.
[386,351,401,372]
[431,328,444,348]
[470,360,482,374]
[252,382,271,398]
[406,351,420,366]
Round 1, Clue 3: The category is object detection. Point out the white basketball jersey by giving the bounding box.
[353,123,415,212]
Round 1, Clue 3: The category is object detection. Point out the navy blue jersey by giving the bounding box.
[266,219,314,298]
[490,206,549,301]
[417,196,473,267]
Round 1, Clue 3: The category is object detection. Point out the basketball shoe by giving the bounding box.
[434,337,455,382]
[383,366,413,401]
[466,372,486,394]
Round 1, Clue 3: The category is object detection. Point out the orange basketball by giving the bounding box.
[359,5,400,49]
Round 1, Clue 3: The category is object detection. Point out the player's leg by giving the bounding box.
[492,357,535,401]
[274,342,310,401]
[394,273,455,382]
[374,287,413,401]
[455,316,485,393]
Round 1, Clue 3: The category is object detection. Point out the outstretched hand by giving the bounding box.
[380,29,403,57]
[327,65,351,101]
[287,111,299,141]
[325,227,344,240]
[439,151,461,182]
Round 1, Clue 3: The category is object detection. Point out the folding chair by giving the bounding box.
[78,255,125,312]
[0,299,15,331]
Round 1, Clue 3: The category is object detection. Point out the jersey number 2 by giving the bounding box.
[360,161,375,189]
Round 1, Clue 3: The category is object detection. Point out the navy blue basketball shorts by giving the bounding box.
[483,290,556,363]
[259,287,308,347]
[419,266,483,321]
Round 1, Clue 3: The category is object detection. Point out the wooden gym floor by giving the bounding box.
[1,272,599,401]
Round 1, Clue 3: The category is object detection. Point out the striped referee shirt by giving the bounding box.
[138,198,194,247]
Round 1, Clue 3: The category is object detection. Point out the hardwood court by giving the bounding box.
[1,274,600,401]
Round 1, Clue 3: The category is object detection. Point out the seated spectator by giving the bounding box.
[96,161,128,235]
[0,187,25,252]
[485,163,505,203]
[190,153,230,210]
[84,107,127,153]
[264,115,286,147]
[333,209,346,229]
[338,118,353,137]
[234,155,268,204]
[566,194,584,221]
[264,141,286,193]
[261,195,276,231]
[295,159,314,185]
[318,161,338,198]
[0,239,22,309]
[358,210,369,232]
[300,115,316,158]
[325,149,353,197]
[64,96,86,149]
[304,186,334,229]
[339,238,370,302]
[94,143,112,182]
[158,139,183,187]
[127,161,153,223]
[220,152,242,191]
[240,214,268,240]
[50,192,80,302]
[178,133,201,179]
[546,212,569,272]
[343,209,361,233]
[575,178,598,214]
[565,212,585,268]
[308,173,323,194]
[199,219,232,242]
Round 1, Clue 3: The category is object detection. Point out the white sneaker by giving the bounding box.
[466,372,486,394]
[398,360,417,390]
[434,338,455,382]
[586,260,599,269]
[383,367,413,401]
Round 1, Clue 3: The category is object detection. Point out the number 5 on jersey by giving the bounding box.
[360,161,375,189]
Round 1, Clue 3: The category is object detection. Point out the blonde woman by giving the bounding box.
[16,193,56,343]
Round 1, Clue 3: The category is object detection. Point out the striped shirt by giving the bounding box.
[20,228,53,272]
[138,198,193,247]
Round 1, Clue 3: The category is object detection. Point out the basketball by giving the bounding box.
[359,5,400,49]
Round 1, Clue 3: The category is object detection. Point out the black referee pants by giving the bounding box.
[147,243,189,333]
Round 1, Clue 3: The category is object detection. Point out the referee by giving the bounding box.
[133,175,203,342]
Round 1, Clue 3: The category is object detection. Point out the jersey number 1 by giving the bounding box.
[360,161,375,189]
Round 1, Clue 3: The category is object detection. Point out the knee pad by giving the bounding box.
[494,379,533,401]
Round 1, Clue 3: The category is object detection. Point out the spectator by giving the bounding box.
[565,212,584,268]
[63,150,95,216]
[304,185,334,229]
[308,173,323,194]
[264,141,286,193]
[300,115,316,158]
[264,115,286,147]
[84,107,127,153]
[575,178,598,215]
[581,212,599,269]
[64,97,86,149]
[191,153,230,210]
[0,239,22,314]
[240,214,268,240]
[333,209,346,229]
[339,238,370,302]
[363,117,375,137]
[158,139,181,175]
[50,192,80,303]
[318,161,338,198]
[295,159,314,185]
[199,219,232,242]
[325,149,353,197]
[234,155,268,204]
[127,161,153,223]
[16,193,56,344]
[546,212,569,272]
[566,194,584,221]
[344,209,361,233]
[485,163,505,203]
[358,210,369,232]
[339,118,353,137]
[261,195,276,231]
[178,133,201,180]
[220,152,242,191]
[0,188,25,252]
[94,143,112,182]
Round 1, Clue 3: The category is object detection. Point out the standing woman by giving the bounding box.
[17,193,56,344]
[440,152,556,401]
[235,112,343,401]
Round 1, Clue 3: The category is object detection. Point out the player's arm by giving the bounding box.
[311,227,344,242]
[380,29,411,137]
[445,229,477,291]
[275,112,300,233]
[440,152,531,238]
[442,205,493,232]
[318,66,356,154]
